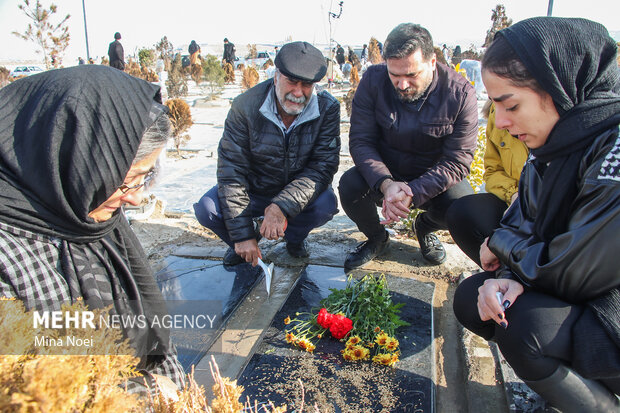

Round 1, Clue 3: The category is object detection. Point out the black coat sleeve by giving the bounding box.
[488,133,620,303]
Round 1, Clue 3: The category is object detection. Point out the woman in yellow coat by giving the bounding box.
[446,103,528,266]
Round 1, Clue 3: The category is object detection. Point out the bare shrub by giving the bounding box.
[368,37,382,64]
[343,87,357,117]
[165,98,193,155]
[190,63,202,85]
[350,66,359,87]
[246,44,257,59]
[242,66,259,90]
[223,62,235,83]
[0,67,10,89]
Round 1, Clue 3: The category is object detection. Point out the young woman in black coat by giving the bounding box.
[453,17,620,412]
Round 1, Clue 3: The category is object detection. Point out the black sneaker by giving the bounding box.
[286,240,309,258]
[414,215,446,265]
[344,231,390,271]
[223,247,244,266]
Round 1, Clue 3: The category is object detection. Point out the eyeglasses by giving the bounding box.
[118,170,156,194]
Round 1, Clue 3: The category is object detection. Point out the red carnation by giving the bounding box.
[329,314,353,339]
[317,308,333,329]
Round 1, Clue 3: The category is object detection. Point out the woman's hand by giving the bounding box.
[480,237,501,271]
[477,278,524,328]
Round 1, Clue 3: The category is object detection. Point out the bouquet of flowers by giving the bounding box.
[283,273,409,366]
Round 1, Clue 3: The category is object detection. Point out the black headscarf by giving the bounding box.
[0,65,171,358]
[497,17,620,242]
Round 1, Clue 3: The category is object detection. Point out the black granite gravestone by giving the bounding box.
[156,258,261,370]
[238,265,436,412]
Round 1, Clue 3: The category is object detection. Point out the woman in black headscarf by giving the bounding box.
[453,17,620,412]
[0,65,185,392]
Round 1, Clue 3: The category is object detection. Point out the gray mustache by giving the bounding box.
[286,93,306,104]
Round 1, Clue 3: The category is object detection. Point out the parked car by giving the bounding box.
[236,51,275,69]
[10,66,44,78]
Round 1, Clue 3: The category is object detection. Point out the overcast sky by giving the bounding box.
[1,0,619,64]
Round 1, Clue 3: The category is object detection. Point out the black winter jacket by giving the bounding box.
[217,79,341,243]
[108,40,124,70]
[349,63,478,208]
[489,127,620,303]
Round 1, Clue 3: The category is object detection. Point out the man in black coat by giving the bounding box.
[195,42,340,266]
[336,44,345,68]
[340,23,478,269]
[222,38,236,65]
[108,32,125,70]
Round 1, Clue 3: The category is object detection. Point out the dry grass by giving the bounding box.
[0,300,299,412]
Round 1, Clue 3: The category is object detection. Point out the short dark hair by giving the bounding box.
[114,32,121,40]
[482,35,544,95]
[383,23,434,60]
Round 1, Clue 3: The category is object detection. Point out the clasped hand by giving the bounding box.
[379,180,413,225]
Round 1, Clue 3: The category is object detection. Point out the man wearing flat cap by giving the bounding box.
[194,41,340,266]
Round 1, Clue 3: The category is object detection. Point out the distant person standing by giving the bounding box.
[336,44,345,69]
[274,46,279,55]
[108,32,125,70]
[78,57,85,65]
[360,44,368,64]
[442,44,450,63]
[452,45,462,65]
[188,40,201,66]
[223,38,236,65]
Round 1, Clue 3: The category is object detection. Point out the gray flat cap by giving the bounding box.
[274,41,327,83]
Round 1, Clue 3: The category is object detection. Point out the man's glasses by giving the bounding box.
[118,169,156,194]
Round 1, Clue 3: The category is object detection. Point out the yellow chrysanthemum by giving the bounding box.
[342,350,353,361]
[297,337,312,351]
[346,336,361,348]
[374,326,381,333]
[375,332,389,347]
[305,341,316,353]
[350,345,370,361]
[372,353,395,366]
[317,333,323,339]
[285,332,297,344]
[385,337,399,351]
[284,316,291,325]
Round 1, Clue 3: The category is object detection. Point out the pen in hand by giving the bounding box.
[496,292,508,329]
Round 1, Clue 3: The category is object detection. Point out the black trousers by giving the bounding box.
[446,193,508,267]
[453,272,620,394]
[338,166,473,240]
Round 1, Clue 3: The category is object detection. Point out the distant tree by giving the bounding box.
[138,48,156,69]
[484,4,512,47]
[166,54,188,98]
[201,54,225,97]
[12,0,70,69]
[165,99,193,155]
[155,36,174,71]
